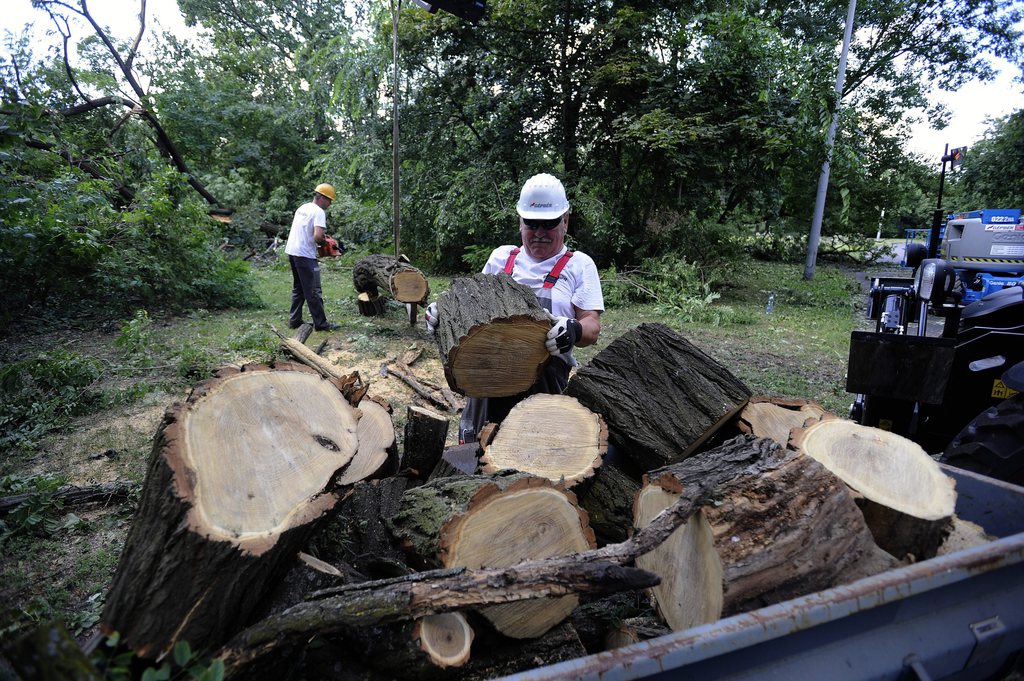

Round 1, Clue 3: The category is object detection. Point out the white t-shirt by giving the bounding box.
[285,202,327,259]
[482,244,604,364]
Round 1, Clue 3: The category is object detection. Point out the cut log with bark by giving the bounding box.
[434,273,552,398]
[218,471,719,676]
[339,396,399,485]
[403,405,451,478]
[480,394,607,489]
[99,363,371,658]
[791,417,956,561]
[388,473,596,639]
[634,434,898,630]
[735,396,829,447]
[358,291,388,317]
[566,323,752,471]
[341,612,474,678]
[353,254,430,305]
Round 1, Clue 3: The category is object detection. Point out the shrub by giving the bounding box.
[0,351,103,449]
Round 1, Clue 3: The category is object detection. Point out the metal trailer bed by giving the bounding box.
[504,466,1024,681]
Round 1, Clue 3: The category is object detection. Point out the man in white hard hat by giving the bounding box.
[285,183,341,331]
[426,172,604,442]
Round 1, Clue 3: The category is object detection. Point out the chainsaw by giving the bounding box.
[317,235,344,258]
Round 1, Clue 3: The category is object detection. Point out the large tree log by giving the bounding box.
[217,472,718,676]
[634,435,898,630]
[566,323,751,471]
[791,417,957,560]
[435,274,552,398]
[388,473,596,639]
[353,254,430,305]
[480,394,607,489]
[99,363,369,658]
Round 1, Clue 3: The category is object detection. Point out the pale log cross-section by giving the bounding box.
[183,370,359,541]
[481,394,607,488]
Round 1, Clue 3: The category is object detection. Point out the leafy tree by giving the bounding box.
[949,110,1024,210]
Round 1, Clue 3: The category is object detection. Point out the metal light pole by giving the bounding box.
[804,0,857,281]
[392,0,401,260]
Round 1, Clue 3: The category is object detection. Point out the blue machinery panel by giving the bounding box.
[504,467,1024,681]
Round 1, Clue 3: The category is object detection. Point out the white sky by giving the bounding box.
[3,0,1023,163]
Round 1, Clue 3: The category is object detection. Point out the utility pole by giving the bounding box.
[392,0,401,261]
[804,0,857,281]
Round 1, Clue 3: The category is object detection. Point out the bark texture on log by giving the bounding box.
[435,273,552,398]
[636,435,898,628]
[353,254,430,305]
[100,363,363,658]
[481,394,607,488]
[388,473,596,639]
[333,477,411,575]
[791,417,956,561]
[358,291,388,316]
[4,621,101,681]
[403,405,450,478]
[573,460,640,547]
[566,323,751,471]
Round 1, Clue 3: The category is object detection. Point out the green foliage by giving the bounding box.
[950,111,1024,210]
[116,310,154,360]
[93,633,226,681]
[600,256,750,326]
[0,474,69,546]
[0,351,103,448]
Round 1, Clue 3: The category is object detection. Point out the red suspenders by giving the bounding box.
[503,248,574,289]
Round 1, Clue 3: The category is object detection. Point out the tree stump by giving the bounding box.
[388,473,596,639]
[353,254,430,305]
[434,273,552,398]
[791,417,957,560]
[480,394,607,489]
[566,323,751,471]
[358,291,387,317]
[634,435,898,630]
[100,363,367,658]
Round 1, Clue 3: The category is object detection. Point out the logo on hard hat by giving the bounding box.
[530,202,553,208]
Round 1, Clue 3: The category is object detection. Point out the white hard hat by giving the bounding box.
[516,173,570,219]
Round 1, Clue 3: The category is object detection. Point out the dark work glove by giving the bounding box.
[546,316,583,356]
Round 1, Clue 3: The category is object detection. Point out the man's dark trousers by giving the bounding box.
[288,255,328,328]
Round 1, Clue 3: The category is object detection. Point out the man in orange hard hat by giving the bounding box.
[285,183,341,331]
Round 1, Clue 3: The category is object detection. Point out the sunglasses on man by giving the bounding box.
[522,216,564,231]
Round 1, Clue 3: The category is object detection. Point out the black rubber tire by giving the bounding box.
[940,394,1024,485]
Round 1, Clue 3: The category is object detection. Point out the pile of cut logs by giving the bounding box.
[14,274,976,681]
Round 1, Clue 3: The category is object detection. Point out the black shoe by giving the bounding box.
[315,323,341,331]
[288,320,304,329]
